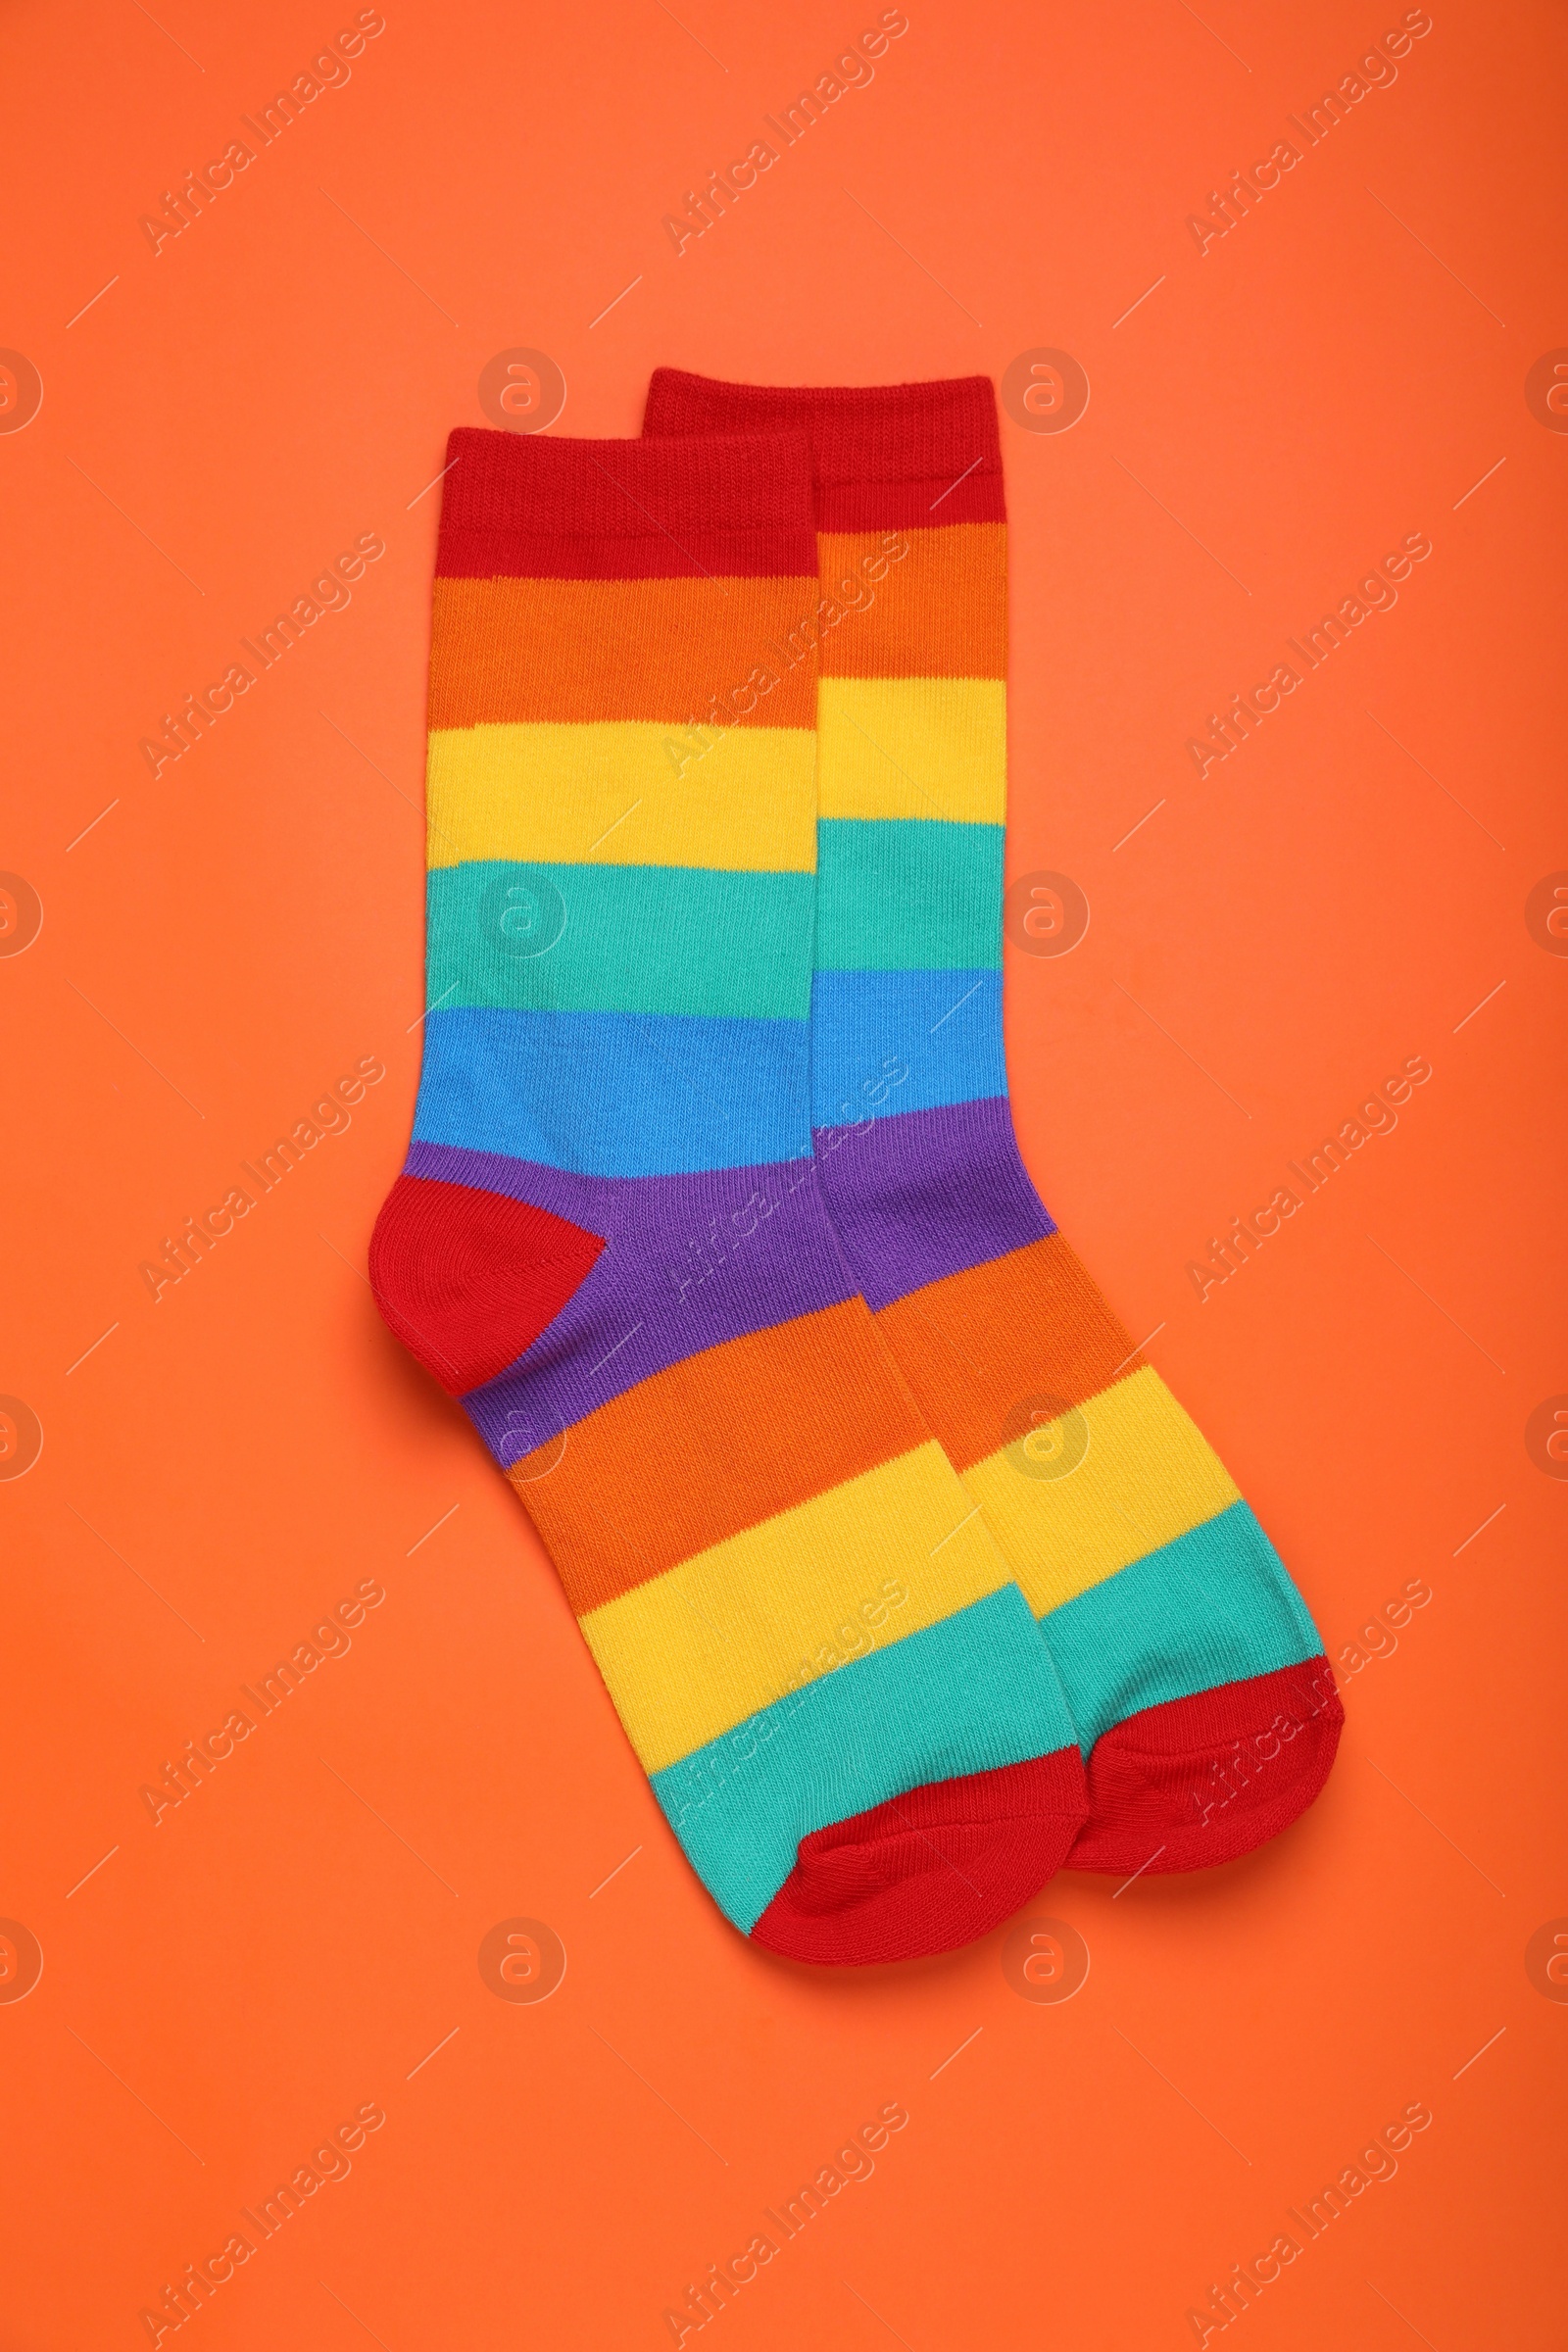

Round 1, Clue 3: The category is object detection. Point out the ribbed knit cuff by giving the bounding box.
[436,423,819,578]
[643,369,1004,530]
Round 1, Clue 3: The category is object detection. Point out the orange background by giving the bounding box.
[3,1,1564,2343]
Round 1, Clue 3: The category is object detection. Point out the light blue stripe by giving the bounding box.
[414,1006,811,1177]
[1041,1502,1326,1751]
[652,1585,1075,1934]
[816,818,1003,971]
[809,968,1004,1127]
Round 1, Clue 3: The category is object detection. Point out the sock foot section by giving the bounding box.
[1069,1659,1344,1877]
[752,1750,1087,1966]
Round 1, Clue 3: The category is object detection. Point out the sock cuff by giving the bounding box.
[435,423,819,579]
[643,368,1004,530]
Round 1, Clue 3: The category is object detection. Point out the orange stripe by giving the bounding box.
[429,574,818,730]
[874,1236,1140,1473]
[511,1300,930,1615]
[817,525,1005,680]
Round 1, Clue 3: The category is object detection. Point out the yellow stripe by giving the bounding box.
[817,676,1006,825]
[579,1442,1007,1772]
[425,720,816,873]
[963,1366,1241,1618]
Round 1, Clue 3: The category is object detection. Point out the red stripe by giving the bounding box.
[434,425,815,580]
[817,473,1006,531]
[438,522,818,580]
[644,368,1007,532]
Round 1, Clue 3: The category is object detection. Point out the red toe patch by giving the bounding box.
[1069,1658,1344,1876]
[752,1749,1087,1967]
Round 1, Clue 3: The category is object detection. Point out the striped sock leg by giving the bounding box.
[369,427,1086,1961]
[643,370,1343,1876]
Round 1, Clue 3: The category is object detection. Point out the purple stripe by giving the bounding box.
[406,1141,858,1460]
[810,1096,1054,1310]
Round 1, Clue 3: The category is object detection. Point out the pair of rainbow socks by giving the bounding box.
[370,368,1342,1966]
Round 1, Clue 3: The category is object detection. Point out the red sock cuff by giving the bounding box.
[436,422,818,579]
[642,368,1004,530]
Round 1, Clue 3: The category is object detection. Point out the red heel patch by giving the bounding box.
[369,1172,604,1396]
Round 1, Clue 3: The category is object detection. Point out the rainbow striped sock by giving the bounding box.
[644,370,1344,1875]
[370,426,1086,1962]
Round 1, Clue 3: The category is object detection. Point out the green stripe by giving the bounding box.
[651,1584,1074,1933]
[427,861,813,1019]
[816,818,1003,971]
[1042,1502,1325,1751]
